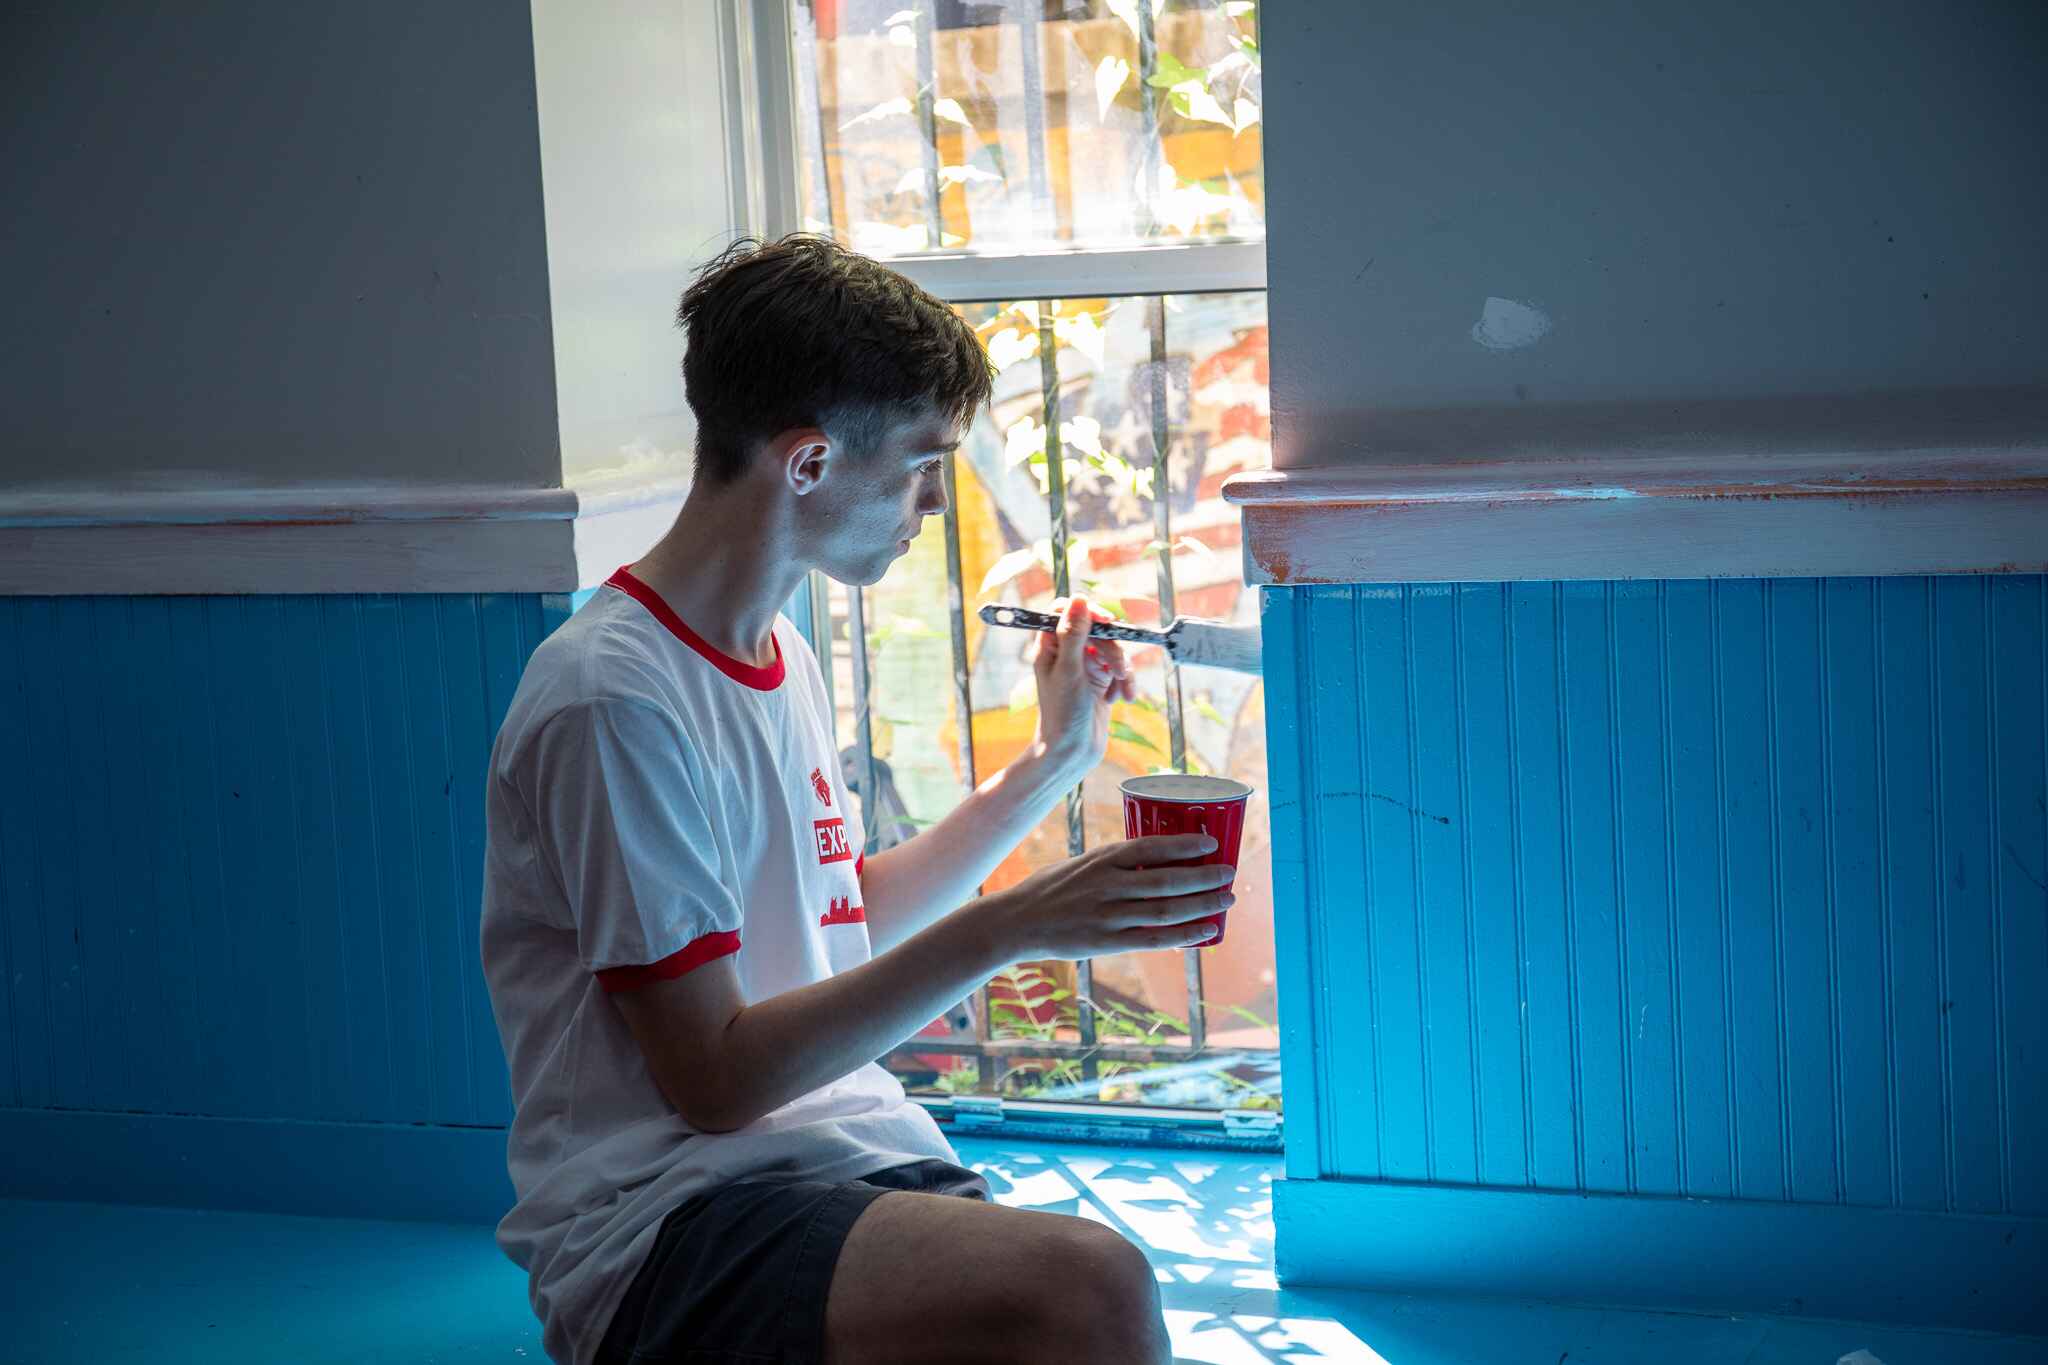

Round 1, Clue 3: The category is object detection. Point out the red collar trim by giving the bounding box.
[604,566,786,691]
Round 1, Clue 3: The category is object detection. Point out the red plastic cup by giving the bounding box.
[1120,774,1253,948]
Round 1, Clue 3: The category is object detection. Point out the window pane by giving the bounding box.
[860,286,1279,1113]
[793,0,1265,257]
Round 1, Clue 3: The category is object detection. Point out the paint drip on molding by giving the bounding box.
[1471,295,1553,350]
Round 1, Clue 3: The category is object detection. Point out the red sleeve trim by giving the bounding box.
[855,853,865,880]
[596,930,741,994]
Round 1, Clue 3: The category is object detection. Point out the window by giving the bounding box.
[772,0,1277,1149]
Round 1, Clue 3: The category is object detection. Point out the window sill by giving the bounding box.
[1221,447,2048,584]
[916,1095,1282,1155]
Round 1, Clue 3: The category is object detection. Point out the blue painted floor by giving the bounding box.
[4,1136,2040,1364]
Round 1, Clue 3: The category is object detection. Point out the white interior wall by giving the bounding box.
[1,2,562,490]
[1261,0,2048,468]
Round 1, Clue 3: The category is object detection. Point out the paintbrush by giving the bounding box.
[976,603,1263,676]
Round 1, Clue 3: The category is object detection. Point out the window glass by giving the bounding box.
[795,0,1265,256]
[836,291,1278,1112]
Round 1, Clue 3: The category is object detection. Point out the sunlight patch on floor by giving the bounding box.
[1164,1308,1394,1364]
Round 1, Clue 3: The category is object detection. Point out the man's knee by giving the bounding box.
[1051,1225,1171,1365]
[824,1190,1168,1365]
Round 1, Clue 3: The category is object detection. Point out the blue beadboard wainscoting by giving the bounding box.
[5,578,2043,1339]
[1261,576,2047,1332]
[0,592,592,1224]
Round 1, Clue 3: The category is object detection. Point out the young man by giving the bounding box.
[479,235,1237,1365]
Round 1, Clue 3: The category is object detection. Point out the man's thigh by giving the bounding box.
[823,1185,1167,1365]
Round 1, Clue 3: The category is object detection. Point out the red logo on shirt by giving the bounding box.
[820,894,865,927]
[811,767,833,806]
[813,817,852,864]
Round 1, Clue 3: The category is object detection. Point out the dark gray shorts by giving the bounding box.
[593,1156,992,1364]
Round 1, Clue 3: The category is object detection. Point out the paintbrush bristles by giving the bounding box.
[1163,619,1263,675]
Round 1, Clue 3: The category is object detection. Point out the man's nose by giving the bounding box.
[919,479,949,517]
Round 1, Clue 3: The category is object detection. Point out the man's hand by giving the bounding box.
[981,833,1233,962]
[854,594,1135,955]
[1033,594,1134,785]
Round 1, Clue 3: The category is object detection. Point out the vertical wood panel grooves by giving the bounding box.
[0,604,8,1097]
[91,602,120,1102]
[1351,589,1386,1177]
[199,601,229,1111]
[1929,585,1953,1211]
[470,601,496,1122]
[1712,584,1739,1192]
[316,598,355,1112]
[280,602,311,1114]
[1298,593,1329,1173]
[72,604,98,1103]
[1875,583,1901,1207]
[37,604,57,1105]
[412,603,440,1116]
[166,605,194,1101]
[1505,588,1535,1188]
[1455,591,1483,1178]
[1,602,19,1101]
[66,604,94,1105]
[22,601,42,1104]
[1405,590,1436,1179]
[1324,592,1342,1176]
[435,599,477,1123]
[1607,585,1636,1193]
[1984,580,2009,1212]
[1762,585,1786,1200]
[397,602,428,1112]
[1820,585,1844,1201]
[1557,584,1584,1190]
[262,601,286,1113]
[133,599,159,1109]
[438,601,469,1120]
[351,598,394,1116]
[1659,583,1686,1194]
[1335,593,1351,1178]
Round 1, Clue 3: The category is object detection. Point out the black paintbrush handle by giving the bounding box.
[977,604,1168,648]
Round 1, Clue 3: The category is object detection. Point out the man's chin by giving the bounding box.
[832,559,893,589]
[817,546,904,588]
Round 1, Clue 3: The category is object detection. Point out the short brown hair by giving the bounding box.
[675,234,993,485]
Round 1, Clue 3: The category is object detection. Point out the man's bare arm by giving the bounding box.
[617,832,1230,1133]
[857,741,1074,955]
[617,904,1018,1131]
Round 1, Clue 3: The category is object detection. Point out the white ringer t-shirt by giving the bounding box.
[479,564,959,1365]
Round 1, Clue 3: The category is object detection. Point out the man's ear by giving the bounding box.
[775,428,833,495]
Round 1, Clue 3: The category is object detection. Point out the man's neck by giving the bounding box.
[627,483,807,669]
